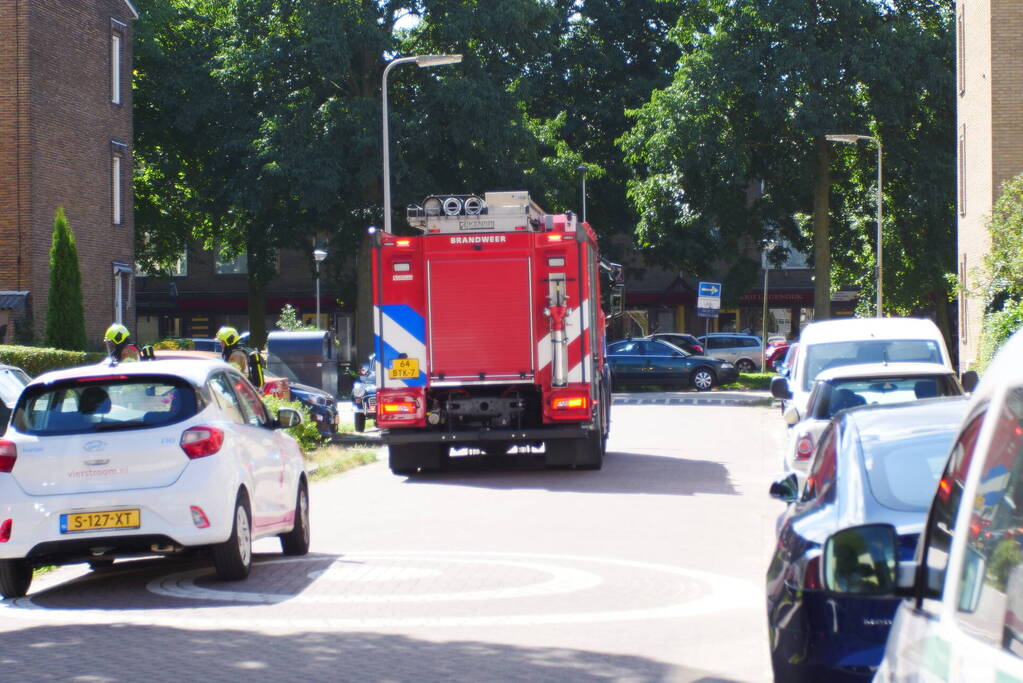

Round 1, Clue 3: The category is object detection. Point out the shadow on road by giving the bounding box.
[22,552,340,611]
[0,623,742,683]
[400,450,738,497]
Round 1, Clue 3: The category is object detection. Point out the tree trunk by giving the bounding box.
[813,137,832,321]
[247,275,267,349]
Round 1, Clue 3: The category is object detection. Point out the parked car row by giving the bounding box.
[765,316,1014,682]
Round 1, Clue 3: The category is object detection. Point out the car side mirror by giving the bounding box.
[822,524,898,596]
[769,472,800,503]
[961,370,979,393]
[277,407,302,428]
[771,376,793,400]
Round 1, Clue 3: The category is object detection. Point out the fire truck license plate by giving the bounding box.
[389,358,419,379]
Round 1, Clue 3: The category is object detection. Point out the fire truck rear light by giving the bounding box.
[395,239,412,247]
[551,396,588,411]
[515,225,527,230]
[0,441,16,473]
[0,519,11,543]
[381,401,417,414]
[795,433,815,461]
[546,234,564,242]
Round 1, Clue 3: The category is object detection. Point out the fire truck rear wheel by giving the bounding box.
[354,412,366,433]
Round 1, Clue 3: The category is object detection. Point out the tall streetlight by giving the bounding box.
[826,133,884,316]
[313,248,327,328]
[577,164,589,223]
[761,240,777,370]
[382,54,462,234]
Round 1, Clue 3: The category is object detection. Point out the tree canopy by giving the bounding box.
[619,0,956,324]
[133,0,959,346]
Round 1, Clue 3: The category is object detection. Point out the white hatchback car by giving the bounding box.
[0,358,309,598]
[781,362,966,475]
[772,317,956,418]
[819,329,1023,681]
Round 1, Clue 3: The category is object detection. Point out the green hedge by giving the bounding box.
[262,394,324,453]
[0,344,106,377]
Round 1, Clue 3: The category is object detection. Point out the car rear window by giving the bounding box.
[803,339,945,391]
[12,375,199,435]
[819,375,961,417]
[861,428,959,512]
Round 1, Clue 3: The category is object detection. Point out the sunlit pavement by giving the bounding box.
[1,400,786,682]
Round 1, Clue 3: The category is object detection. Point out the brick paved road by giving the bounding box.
[0,398,786,682]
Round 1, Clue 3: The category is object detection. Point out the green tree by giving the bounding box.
[45,207,87,351]
[975,172,1023,368]
[620,0,956,322]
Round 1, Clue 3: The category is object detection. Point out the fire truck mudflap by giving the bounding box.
[372,191,617,475]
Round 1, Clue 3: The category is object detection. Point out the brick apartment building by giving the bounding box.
[0,0,137,348]
[956,0,1023,370]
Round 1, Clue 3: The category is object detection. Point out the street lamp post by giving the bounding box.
[382,54,462,234]
[577,164,589,223]
[761,240,777,370]
[826,133,884,316]
[313,248,327,329]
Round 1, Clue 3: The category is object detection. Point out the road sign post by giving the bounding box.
[697,281,722,339]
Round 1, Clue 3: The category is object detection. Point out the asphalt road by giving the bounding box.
[0,396,787,682]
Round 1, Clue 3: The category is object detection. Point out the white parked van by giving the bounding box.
[771,317,954,421]
[819,329,1023,682]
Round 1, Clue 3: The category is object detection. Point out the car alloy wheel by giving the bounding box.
[736,358,756,373]
[692,368,715,392]
[212,495,252,581]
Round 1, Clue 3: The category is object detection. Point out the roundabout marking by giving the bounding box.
[0,550,760,630]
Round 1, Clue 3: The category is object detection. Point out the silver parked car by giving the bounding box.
[696,333,762,372]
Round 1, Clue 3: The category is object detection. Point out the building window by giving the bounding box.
[960,255,968,344]
[112,263,133,324]
[958,124,966,217]
[168,251,188,276]
[112,153,123,225]
[111,30,123,104]
[216,250,248,275]
[957,8,965,96]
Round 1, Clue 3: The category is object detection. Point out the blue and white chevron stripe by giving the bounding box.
[374,304,427,387]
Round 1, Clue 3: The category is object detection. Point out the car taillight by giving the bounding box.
[551,395,588,411]
[803,555,822,590]
[180,427,224,459]
[0,519,11,543]
[190,506,211,529]
[0,441,16,473]
[694,345,704,354]
[795,433,815,461]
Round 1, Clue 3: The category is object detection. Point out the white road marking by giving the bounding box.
[0,551,760,631]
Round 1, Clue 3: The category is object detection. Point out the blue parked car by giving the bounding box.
[765,396,969,682]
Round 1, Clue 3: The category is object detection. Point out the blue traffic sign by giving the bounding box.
[698,282,722,297]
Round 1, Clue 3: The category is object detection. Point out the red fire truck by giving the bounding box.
[371,190,622,474]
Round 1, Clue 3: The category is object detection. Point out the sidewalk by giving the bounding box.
[612,390,774,407]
